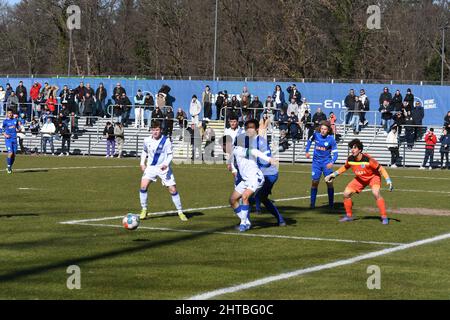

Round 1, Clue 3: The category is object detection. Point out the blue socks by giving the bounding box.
[328,188,334,208]
[261,198,284,224]
[310,188,318,208]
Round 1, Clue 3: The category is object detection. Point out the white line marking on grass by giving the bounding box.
[187,231,450,300]
[12,165,136,172]
[66,222,405,247]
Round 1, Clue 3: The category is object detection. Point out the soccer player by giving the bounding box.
[224,115,245,178]
[325,139,394,225]
[223,120,278,232]
[139,121,187,221]
[2,109,20,174]
[252,130,286,226]
[305,120,338,209]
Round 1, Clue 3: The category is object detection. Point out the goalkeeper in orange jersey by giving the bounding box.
[325,139,393,225]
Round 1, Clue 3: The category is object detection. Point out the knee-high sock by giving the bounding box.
[344,198,353,217]
[261,198,284,224]
[6,157,12,168]
[254,194,262,212]
[328,188,334,207]
[240,204,250,225]
[376,198,387,219]
[171,192,183,211]
[139,189,148,209]
[310,188,318,207]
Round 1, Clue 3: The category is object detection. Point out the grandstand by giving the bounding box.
[1,114,446,169]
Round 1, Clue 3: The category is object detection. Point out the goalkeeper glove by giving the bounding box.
[386,178,393,192]
[325,172,337,183]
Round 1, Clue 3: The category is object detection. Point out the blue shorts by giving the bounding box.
[5,139,17,154]
[311,162,333,181]
[256,174,278,197]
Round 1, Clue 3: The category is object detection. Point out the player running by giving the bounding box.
[139,121,187,221]
[223,119,278,232]
[252,130,286,226]
[2,109,20,174]
[325,139,394,225]
[305,121,338,209]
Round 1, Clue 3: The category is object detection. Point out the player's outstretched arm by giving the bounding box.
[378,166,393,191]
[250,149,278,166]
[325,165,348,183]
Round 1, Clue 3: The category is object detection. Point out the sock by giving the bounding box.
[240,204,250,225]
[343,198,353,217]
[233,206,242,221]
[254,194,262,212]
[262,198,284,224]
[10,157,15,167]
[310,188,318,208]
[328,188,334,207]
[139,189,148,209]
[377,198,387,219]
[171,192,183,211]
[6,157,11,168]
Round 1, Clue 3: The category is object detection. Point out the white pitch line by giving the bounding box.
[12,165,136,172]
[187,231,450,300]
[66,222,405,247]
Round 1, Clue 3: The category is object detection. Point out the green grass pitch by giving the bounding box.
[0,155,450,300]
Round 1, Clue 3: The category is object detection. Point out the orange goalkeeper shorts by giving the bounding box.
[346,176,381,194]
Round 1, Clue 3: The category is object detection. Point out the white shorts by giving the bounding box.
[142,166,176,187]
[235,174,264,195]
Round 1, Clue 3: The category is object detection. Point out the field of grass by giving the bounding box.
[0,154,450,300]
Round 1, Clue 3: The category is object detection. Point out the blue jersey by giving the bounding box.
[2,118,19,140]
[252,136,278,176]
[306,132,338,164]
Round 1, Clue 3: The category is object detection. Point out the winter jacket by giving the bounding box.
[41,122,56,138]
[103,126,115,141]
[386,130,398,148]
[391,93,403,112]
[379,92,392,107]
[344,94,356,111]
[30,83,42,101]
[84,96,95,113]
[189,99,202,117]
[440,134,450,153]
[411,106,424,125]
[424,132,437,150]
[379,104,393,120]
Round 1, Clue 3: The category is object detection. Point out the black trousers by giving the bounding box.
[389,147,399,165]
[441,152,449,168]
[422,149,434,167]
[62,137,71,154]
[204,102,212,119]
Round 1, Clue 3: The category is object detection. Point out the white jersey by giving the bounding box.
[233,134,263,181]
[140,135,173,167]
[224,126,245,172]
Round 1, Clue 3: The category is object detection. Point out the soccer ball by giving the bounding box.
[122,214,140,231]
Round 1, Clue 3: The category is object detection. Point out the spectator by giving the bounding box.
[103,121,115,158]
[30,81,42,118]
[67,89,77,114]
[287,84,301,104]
[85,83,96,114]
[344,89,356,124]
[379,100,393,134]
[250,95,263,120]
[29,118,40,153]
[189,95,202,125]
[151,105,164,126]
[74,82,87,115]
[134,89,145,128]
[228,96,241,124]
[186,123,202,161]
[7,92,19,114]
[329,111,337,136]
[46,94,57,115]
[113,82,126,98]
[278,130,290,152]
[419,128,437,170]
[404,88,414,111]
[163,106,174,137]
[58,121,71,156]
[5,83,13,107]
[84,92,95,126]
[15,81,27,102]
[17,91,28,117]
[202,85,213,120]
[0,85,5,116]
[119,92,132,126]
[240,86,251,118]
[301,109,313,139]
[203,124,216,160]
[379,87,392,108]
[348,96,362,134]
[263,95,276,122]
[272,84,285,114]
[404,110,415,150]
[96,83,108,118]
[287,97,299,117]
[59,85,71,108]
[359,89,370,127]
[444,111,450,130]
[17,115,27,154]
[176,107,187,129]
[299,98,310,122]
[288,111,300,141]
[259,111,272,139]
[69,112,79,138]
[143,92,154,126]
[215,91,225,120]
[278,109,289,132]
[41,117,56,155]
[40,82,51,99]
[312,108,327,130]
[412,101,425,142]
[386,125,399,168]
[439,129,450,169]
[391,90,403,112]
[33,91,46,119]
[114,122,125,158]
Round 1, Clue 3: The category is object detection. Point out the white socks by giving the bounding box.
[140,189,148,209]
[171,192,183,211]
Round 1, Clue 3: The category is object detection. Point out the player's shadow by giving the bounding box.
[250,216,297,230]
[146,212,204,220]
[16,169,49,173]
[0,213,39,219]
[272,204,344,216]
[361,216,401,223]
